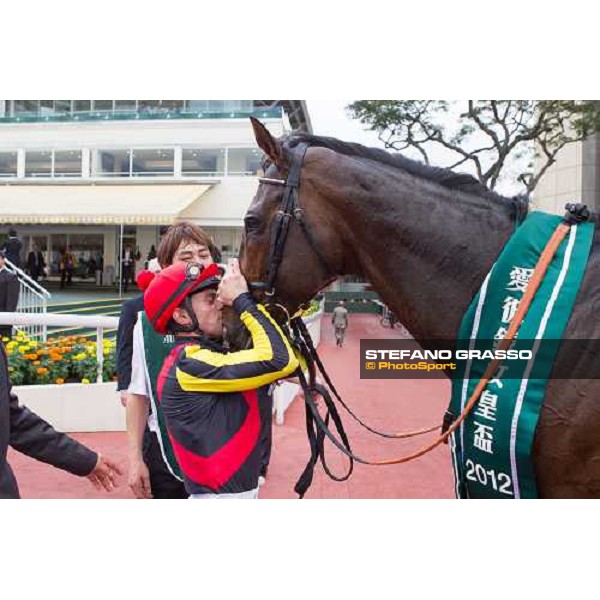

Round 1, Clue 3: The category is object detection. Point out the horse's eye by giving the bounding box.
[244,215,261,232]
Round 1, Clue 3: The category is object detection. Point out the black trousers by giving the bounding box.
[142,427,188,499]
[60,268,73,288]
[258,387,274,476]
[122,265,133,291]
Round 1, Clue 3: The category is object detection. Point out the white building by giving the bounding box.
[0,100,312,284]
[533,135,600,215]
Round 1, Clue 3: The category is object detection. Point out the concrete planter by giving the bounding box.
[13,310,324,432]
[14,382,124,433]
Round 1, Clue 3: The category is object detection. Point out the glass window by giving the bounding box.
[182,149,225,176]
[0,152,18,177]
[55,100,72,114]
[115,100,136,111]
[73,100,91,112]
[138,100,159,113]
[222,100,253,112]
[14,100,39,114]
[131,148,174,177]
[96,149,131,176]
[93,100,113,111]
[187,100,209,112]
[208,100,225,112]
[227,148,264,176]
[160,100,184,111]
[54,150,82,177]
[69,233,105,277]
[25,150,52,177]
[40,100,54,115]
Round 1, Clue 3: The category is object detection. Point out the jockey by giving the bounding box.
[143,258,299,499]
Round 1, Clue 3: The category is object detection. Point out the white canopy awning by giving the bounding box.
[0,183,213,225]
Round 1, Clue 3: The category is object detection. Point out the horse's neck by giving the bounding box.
[334,177,518,342]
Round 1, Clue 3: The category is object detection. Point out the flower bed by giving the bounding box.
[298,298,322,318]
[3,332,116,386]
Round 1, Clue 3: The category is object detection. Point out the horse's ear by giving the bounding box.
[250,117,282,165]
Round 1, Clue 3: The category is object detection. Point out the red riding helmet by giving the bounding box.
[144,262,222,334]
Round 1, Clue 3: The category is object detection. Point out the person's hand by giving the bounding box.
[119,390,128,407]
[299,386,323,408]
[295,377,326,407]
[87,454,122,492]
[128,457,153,499]
[217,258,249,306]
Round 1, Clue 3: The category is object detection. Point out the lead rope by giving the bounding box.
[292,205,586,496]
[294,316,440,439]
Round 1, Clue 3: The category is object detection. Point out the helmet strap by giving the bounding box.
[177,295,202,334]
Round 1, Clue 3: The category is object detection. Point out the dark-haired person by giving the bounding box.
[59,247,75,289]
[26,244,46,282]
[126,222,215,499]
[1,229,23,269]
[121,245,141,293]
[0,250,19,341]
[143,258,299,499]
[116,265,159,408]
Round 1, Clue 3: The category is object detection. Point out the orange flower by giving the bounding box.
[36,367,48,375]
[55,378,65,385]
[33,360,41,366]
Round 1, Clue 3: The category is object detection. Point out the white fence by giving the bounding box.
[0,312,118,383]
[5,257,51,340]
[1,305,325,430]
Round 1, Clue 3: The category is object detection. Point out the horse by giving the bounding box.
[231,117,600,498]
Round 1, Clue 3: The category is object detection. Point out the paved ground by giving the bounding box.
[8,314,455,499]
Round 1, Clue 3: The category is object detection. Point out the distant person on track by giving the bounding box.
[332,300,349,347]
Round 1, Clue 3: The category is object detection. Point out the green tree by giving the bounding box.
[347,100,600,194]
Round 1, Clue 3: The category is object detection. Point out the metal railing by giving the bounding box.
[0,107,283,125]
[4,258,51,340]
[0,312,118,383]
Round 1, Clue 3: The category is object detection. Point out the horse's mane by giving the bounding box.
[287,132,525,206]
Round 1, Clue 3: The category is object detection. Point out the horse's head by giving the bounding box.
[224,118,343,347]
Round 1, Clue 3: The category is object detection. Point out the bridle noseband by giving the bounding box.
[248,142,332,300]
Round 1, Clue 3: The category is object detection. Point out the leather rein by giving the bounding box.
[246,141,574,498]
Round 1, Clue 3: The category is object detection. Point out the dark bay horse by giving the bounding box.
[235,117,600,498]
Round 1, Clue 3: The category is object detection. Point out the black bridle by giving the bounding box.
[245,142,438,498]
[244,143,357,496]
[247,140,486,498]
[248,142,332,299]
